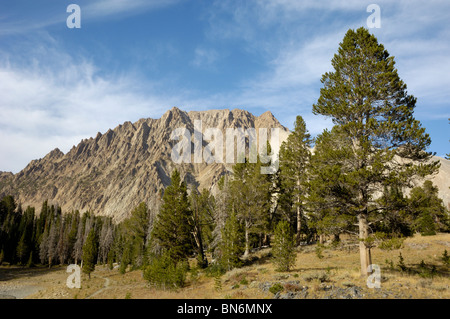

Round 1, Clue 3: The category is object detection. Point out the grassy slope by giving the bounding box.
[2,233,448,299]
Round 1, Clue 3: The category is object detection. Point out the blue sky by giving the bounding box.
[0,0,449,173]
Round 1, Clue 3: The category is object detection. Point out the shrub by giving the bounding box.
[303,271,330,283]
[416,211,437,236]
[214,274,222,292]
[397,253,408,272]
[418,260,437,278]
[385,259,394,270]
[240,278,248,285]
[379,237,405,250]
[190,266,200,285]
[441,250,450,265]
[269,283,284,295]
[204,262,227,277]
[143,253,188,290]
[315,244,324,259]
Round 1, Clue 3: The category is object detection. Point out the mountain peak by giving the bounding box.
[44,148,64,160]
[0,108,285,220]
[259,110,275,118]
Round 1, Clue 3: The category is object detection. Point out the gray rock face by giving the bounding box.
[0,107,289,221]
[1,107,448,221]
[323,286,364,299]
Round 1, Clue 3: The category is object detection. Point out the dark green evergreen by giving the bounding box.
[121,202,149,269]
[306,126,355,243]
[230,156,271,256]
[409,180,449,235]
[143,252,188,290]
[219,211,244,270]
[279,115,312,244]
[190,189,215,268]
[312,27,439,276]
[82,227,98,279]
[272,220,296,272]
[151,169,194,263]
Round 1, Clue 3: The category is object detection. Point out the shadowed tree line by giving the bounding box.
[1,28,449,284]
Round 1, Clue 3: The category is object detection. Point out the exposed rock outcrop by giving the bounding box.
[0,108,289,221]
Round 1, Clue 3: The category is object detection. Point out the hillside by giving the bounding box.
[0,107,448,221]
[0,108,290,221]
[1,233,449,299]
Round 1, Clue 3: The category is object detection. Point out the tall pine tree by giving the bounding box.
[151,170,194,263]
[82,227,98,279]
[220,211,244,270]
[312,27,439,276]
[279,115,312,244]
[230,156,271,257]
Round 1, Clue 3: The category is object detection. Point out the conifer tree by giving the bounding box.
[306,126,356,243]
[151,170,194,263]
[375,183,411,237]
[190,189,215,268]
[211,176,232,257]
[409,180,449,234]
[16,231,29,265]
[66,211,80,264]
[122,202,149,268]
[220,211,244,270]
[279,115,312,244]
[39,224,49,265]
[312,27,439,276]
[82,227,98,279]
[46,207,60,268]
[16,206,35,264]
[98,217,114,265]
[73,212,84,265]
[230,156,271,257]
[272,220,296,272]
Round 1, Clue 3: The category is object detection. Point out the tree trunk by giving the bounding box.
[244,220,250,257]
[296,205,302,245]
[263,233,269,246]
[193,207,207,268]
[333,233,340,243]
[358,212,372,277]
[194,228,207,268]
[296,178,302,245]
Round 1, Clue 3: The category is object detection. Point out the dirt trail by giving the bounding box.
[85,276,111,299]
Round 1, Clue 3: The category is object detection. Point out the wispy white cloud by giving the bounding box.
[191,47,220,69]
[0,0,182,35]
[1,0,449,172]
[83,0,182,20]
[0,38,175,172]
[203,0,450,123]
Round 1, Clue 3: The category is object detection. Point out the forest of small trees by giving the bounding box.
[0,28,449,288]
[0,160,448,287]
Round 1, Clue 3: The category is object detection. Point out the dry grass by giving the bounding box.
[1,233,448,299]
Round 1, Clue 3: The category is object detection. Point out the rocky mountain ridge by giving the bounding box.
[0,107,290,221]
[0,107,448,221]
